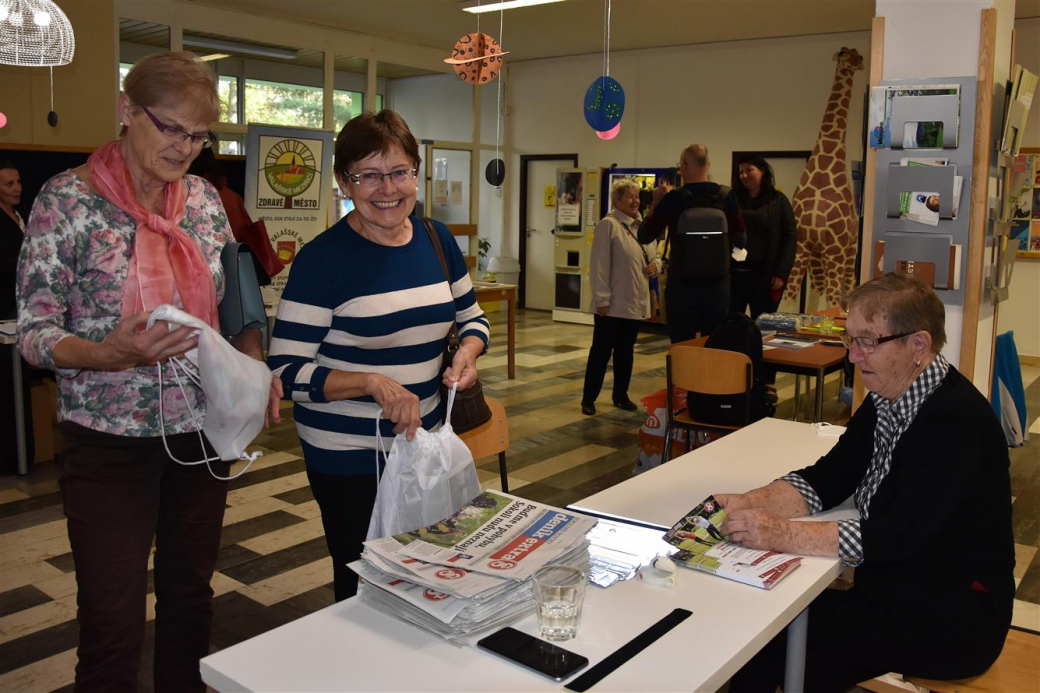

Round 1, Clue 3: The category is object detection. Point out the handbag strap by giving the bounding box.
[421,217,460,353]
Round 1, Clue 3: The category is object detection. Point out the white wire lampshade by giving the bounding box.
[0,0,75,67]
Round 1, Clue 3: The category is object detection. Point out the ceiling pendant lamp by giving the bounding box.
[0,0,75,67]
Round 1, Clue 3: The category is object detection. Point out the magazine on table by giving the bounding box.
[662,495,802,590]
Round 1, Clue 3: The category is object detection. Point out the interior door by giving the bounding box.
[524,158,571,310]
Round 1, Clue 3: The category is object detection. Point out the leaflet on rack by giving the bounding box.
[364,490,598,582]
[662,495,802,590]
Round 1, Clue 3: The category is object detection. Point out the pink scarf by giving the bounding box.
[88,141,219,328]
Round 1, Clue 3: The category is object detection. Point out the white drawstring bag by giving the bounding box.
[367,383,483,540]
[147,304,272,479]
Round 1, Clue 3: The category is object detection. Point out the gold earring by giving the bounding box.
[914,359,921,367]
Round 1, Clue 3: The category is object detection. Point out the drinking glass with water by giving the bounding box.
[533,564,587,641]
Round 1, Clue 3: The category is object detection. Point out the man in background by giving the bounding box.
[639,144,745,343]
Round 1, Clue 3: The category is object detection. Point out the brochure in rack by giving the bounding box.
[662,495,802,590]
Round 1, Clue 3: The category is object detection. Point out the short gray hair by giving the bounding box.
[611,178,639,202]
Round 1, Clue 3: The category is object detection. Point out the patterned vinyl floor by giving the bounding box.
[0,308,1037,691]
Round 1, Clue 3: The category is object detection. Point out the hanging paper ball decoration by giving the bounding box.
[0,112,7,129]
[485,158,505,187]
[443,33,510,85]
[583,76,625,132]
[596,122,621,141]
[47,111,59,127]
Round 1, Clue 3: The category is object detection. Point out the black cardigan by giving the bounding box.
[794,366,1015,621]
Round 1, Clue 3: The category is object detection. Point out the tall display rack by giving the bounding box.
[868,76,977,307]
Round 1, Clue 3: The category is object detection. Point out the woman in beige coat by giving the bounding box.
[581,179,661,415]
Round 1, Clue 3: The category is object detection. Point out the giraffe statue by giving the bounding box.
[784,47,864,308]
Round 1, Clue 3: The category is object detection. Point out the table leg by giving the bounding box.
[506,293,515,380]
[12,345,28,475]
[814,368,826,423]
[792,375,801,423]
[784,607,809,693]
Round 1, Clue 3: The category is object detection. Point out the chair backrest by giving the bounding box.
[668,345,752,396]
[458,396,508,459]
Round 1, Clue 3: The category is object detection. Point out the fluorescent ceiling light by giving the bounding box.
[459,0,565,13]
[182,35,297,60]
[198,53,231,62]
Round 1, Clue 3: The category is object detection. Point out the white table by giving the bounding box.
[570,417,856,692]
[201,418,852,692]
[1,326,29,475]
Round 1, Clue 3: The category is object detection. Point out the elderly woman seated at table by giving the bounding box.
[718,273,1014,692]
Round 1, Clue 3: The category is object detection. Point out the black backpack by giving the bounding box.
[665,185,730,287]
[687,313,766,426]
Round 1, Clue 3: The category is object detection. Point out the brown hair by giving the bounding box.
[122,51,220,127]
[334,110,421,179]
[843,273,946,353]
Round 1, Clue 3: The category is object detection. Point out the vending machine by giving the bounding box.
[552,168,600,325]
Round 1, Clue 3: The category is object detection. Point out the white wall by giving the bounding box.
[997,16,1040,359]
[388,74,475,143]
[503,31,871,266]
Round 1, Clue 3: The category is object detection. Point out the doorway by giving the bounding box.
[519,154,577,309]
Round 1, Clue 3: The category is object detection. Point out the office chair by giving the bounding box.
[663,345,754,462]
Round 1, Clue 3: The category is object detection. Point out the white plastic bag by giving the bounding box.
[367,383,483,540]
[147,304,272,474]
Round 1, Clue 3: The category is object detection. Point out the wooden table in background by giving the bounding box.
[474,284,516,380]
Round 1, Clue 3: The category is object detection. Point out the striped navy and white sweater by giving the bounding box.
[268,216,489,475]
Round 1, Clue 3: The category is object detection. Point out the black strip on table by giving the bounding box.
[564,608,692,692]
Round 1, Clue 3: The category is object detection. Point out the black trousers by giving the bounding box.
[306,467,379,602]
[60,422,229,693]
[730,269,780,384]
[665,281,729,343]
[729,587,1009,693]
[730,269,780,320]
[582,314,641,404]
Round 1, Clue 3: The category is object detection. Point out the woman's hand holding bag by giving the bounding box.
[367,383,483,540]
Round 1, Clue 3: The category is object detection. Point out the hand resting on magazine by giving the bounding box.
[717,483,838,557]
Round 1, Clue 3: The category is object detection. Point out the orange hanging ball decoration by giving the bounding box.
[444,33,509,85]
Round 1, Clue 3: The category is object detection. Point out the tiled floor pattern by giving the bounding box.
[0,309,1037,692]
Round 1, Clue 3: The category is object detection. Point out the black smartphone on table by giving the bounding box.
[477,627,590,682]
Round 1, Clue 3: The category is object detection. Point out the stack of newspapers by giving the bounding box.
[349,490,597,645]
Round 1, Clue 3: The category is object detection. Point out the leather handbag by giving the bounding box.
[421,218,492,434]
[218,242,268,338]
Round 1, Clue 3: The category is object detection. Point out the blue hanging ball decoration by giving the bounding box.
[583,76,625,132]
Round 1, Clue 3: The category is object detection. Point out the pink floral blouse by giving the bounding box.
[16,171,232,437]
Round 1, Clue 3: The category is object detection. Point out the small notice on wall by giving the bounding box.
[450,180,463,205]
[544,185,556,208]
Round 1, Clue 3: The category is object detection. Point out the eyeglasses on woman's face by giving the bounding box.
[141,106,214,149]
[839,331,913,354]
[344,168,418,188]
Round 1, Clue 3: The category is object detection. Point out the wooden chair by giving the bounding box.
[457,396,510,492]
[858,628,1040,693]
[664,345,753,462]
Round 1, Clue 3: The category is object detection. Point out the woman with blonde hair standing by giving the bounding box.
[17,52,280,690]
[580,179,660,415]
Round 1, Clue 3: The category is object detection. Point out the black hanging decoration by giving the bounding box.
[47,68,58,128]
[485,158,505,187]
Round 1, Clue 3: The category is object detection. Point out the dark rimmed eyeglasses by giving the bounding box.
[344,168,418,188]
[839,331,913,353]
[140,106,215,149]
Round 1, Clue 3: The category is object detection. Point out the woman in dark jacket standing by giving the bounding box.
[731,155,796,404]
[730,154,796,320]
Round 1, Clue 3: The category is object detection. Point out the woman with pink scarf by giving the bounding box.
[16,52,280,691]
